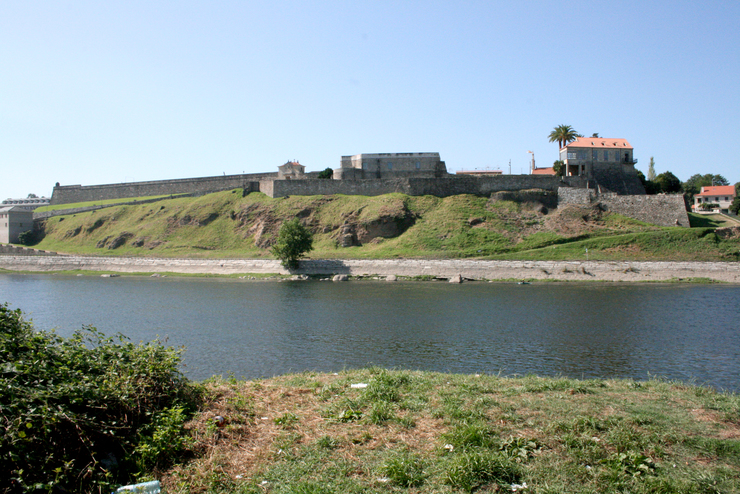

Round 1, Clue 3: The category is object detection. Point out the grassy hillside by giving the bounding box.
[33,189,740,261]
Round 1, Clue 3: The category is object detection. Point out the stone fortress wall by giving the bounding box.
[46,152,687,228]
[267,175,587,199]
[50,170,586,204]
[50,172,274,205]
[558,188,690,227]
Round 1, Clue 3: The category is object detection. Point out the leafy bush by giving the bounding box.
[731,196,740,215]
[135,405,193,472]
[0,304,200,493]
[316,167,334,179]
[271,218,313,270]
[16,230,36,246]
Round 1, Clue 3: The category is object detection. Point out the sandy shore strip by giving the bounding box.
[2,255,740,282]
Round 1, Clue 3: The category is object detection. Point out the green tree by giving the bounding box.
[552,160,564,177]
[648,157,656,181]
[317,167,334,179]
[636,170,659,194]
[271,218,313,270]
[548,125,580,149]
[654,171,682,193]
[731,182,740,215]
[591,133,599,138]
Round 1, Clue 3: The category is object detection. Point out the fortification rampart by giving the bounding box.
[268,175,587,198]
[489,190,559,209]
[590,163,646,195]
[599,193,690,227]
[558,189,689,227]
[51,173,270,205]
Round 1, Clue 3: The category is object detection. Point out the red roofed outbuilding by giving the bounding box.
[532,167,557,176]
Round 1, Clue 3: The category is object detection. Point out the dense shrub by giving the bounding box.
[16,230,36,246]
[271,218,313,270]
[0,304,201,493]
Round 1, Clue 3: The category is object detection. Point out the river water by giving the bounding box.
[2,274,739,391]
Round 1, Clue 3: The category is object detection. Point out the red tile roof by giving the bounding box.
[563,137,632,149]
[696,185,735,197]
[532,167,557,175]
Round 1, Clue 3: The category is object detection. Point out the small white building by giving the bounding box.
[0,206,34,244]
[693,185,736,214]
[277,161,306,180]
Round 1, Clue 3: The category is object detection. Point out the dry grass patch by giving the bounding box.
[160,371,740,494]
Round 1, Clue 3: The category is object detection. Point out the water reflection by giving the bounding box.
[1,274,739,391]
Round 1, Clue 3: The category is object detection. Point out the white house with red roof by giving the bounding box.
[693,185,736,213]
[553,137,644,195]
[559,137,636,177]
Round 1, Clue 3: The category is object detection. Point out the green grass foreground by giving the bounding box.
[2,305,739,493]
[31,189,740,262]
[164,370,740,494]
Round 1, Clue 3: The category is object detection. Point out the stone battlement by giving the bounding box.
[45,151,683,228]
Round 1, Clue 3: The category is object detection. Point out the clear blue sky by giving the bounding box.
[2,0,739,199]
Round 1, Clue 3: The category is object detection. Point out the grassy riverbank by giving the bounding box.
[163,369,740,494]
[31,189,740,262]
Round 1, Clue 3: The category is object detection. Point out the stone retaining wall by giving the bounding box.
[2,256,738,282]
[598,193,689,227]
[558,189,689,227]
[0,245,59,256]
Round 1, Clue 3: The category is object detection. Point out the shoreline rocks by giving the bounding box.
[1,256,740,283]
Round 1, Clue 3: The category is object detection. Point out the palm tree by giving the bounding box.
[548,125,580,149]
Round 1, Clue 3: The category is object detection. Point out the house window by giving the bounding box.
[567,152,577,159]
[415,161,421,169]
[387,162,392,170]
[362,162,368,170]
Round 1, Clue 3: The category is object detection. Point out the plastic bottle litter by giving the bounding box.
[113,480,161,493]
